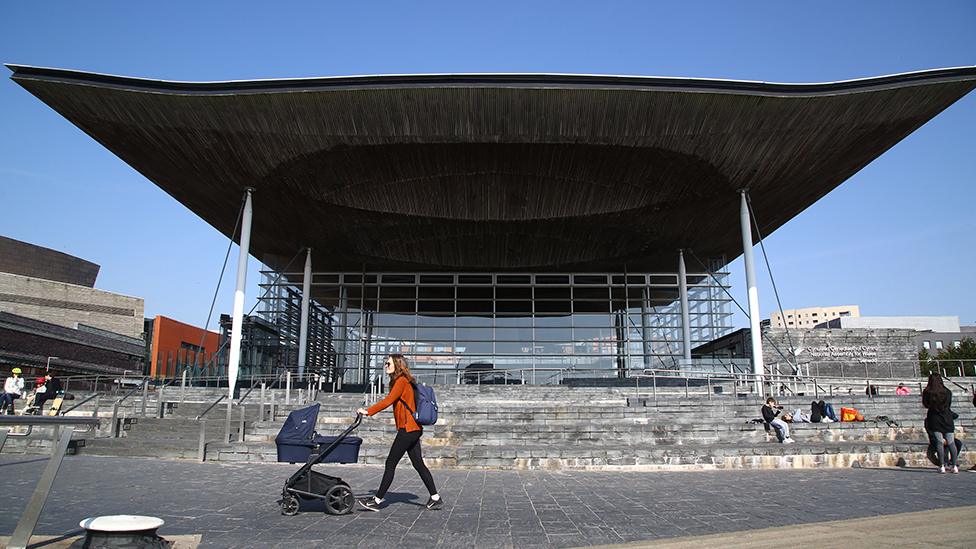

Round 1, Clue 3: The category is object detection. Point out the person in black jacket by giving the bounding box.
[34,374,62,412]
[761,397,794,444]
[922,373,958,473]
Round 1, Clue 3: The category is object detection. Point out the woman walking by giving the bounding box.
[922,373,958,473]
[357,354,443,511]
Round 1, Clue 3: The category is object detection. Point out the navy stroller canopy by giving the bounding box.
[275,403,321,446]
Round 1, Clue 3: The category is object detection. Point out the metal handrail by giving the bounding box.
[0,415,100,428]
[114,377,148,404]
[47,358,975,389]
[238,369,286,406]
[195,394,227,420]
[59,392,100,416]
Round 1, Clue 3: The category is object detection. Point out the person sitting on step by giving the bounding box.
[1,368,25,415]
[809,400,837,423]
[761,397,794,444]
[34,373,61,412]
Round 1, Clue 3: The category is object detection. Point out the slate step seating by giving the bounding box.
[8,384,974,470]
[212,386,975,470]
[0,385,298,455]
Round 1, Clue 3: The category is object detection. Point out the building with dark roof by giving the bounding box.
[0,235,100,287]
[9,65,976,385]
[0,311,144,377]
[0,236,145,376]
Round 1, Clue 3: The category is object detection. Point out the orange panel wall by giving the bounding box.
[149,315,220,379]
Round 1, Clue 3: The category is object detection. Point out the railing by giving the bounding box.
[628,369,975,403]
[108,376,149,437]
[766,359,976,380]
[195,394,227,421]
[59,392,100,416]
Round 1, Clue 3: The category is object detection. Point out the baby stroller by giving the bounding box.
[277,404,363,516]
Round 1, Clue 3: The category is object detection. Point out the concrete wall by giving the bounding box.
[763,328,918,378]
[0,272,144,339]
[832,316,960,333]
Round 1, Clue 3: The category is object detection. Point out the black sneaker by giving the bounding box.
[425,497,444,510]
[357,497,381,512]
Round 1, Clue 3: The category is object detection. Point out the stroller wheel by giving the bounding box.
[324,484,354,515]
[280,494,300,516]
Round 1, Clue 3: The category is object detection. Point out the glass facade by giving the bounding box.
[259,266,732,384]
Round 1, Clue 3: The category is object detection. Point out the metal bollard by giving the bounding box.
[198,421,206,462]
[157,384,166,418]
[285,372,292,405]
[141,381,148,417]
[181,370,187,404]
[238,405,246,442]
[224,401,232,444]
[110,402,121,438]
[269,392,276,422]
[259,383,266,422]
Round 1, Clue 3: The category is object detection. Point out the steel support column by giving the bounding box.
[227,188,254,400]
[678,250,692,361]
[297,248,312,376]
[739,191,765,382]
[640,288,653,368]
[335,286,349,388]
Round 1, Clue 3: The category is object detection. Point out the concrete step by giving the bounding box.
[207,439,976,470]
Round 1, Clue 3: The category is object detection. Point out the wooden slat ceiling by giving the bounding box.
[9,66,976,274]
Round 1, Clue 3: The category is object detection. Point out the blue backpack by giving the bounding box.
[399,381,438,426]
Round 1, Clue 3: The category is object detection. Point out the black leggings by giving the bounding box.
[376,428,436,499]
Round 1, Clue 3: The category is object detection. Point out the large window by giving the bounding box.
[260,270,732,384]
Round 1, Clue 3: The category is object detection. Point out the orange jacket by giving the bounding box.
[367,377,421,432]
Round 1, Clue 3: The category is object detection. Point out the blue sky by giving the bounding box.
[1,1,974,331]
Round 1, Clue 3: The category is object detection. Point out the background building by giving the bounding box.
[10,66,976,384]
[144,315,220,380]
[0,236,144,339]
[824,315,976,352]
[693,326,918,378]
[769,305,860,329]
[0,235,145,376]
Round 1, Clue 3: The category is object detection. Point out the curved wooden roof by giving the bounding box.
[9,65,976,273]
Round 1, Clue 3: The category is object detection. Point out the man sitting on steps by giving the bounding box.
[762,397,795,444]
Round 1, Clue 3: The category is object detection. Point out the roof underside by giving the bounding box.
[9,66,976,274]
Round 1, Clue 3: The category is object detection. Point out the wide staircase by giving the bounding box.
[6,384,974,470]
[216,385,973,469]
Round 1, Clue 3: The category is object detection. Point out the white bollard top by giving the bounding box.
[79,515,165,532]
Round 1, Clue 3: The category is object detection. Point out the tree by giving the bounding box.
[919,337,976,377]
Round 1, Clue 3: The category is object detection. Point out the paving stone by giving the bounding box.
[3,455,976,547]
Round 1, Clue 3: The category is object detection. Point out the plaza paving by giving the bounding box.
[3,455,976,548]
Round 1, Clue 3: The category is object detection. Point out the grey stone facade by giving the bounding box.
[764,328,918,378]
[694,327,919,378]
[0,272,144,339]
